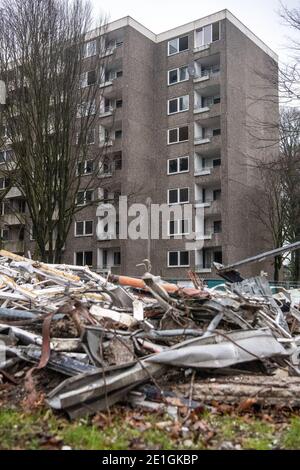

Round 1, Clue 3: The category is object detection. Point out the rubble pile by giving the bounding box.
[0,248,300,419]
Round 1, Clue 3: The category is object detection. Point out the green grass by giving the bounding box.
[282,417,300,449]
[0,407,300,450]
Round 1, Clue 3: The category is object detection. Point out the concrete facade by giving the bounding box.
[0,10,279,281]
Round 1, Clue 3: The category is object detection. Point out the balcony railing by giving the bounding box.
[194,264,212,273]
[2,240,24,253]
[2,213,25,226]
[97,232,116,241]
[194,168,211,176]
[194,136,211,145]
[194,70,220,83]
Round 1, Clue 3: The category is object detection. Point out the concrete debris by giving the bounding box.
[0,246,300,418]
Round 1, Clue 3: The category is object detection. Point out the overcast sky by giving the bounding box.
[91,0,300,61]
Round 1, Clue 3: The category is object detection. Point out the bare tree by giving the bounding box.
[0,0,117,262]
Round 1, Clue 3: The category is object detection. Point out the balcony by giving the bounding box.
[193,44,211,54]
[194,165,221,184]
[193,70,220,85]
[99,105,114,117]
[5,187,22,199]
[2,240,24,253]
[97,232,117,241]
[203,232,222,247]
[205,199,222,216]
[194,198,221,215]
[195,265,212,274]
[194,103,221,120]
[194,134,221,152]
[2,213,25,226]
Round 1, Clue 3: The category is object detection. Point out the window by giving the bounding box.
[168,36,189,55]
[0,228,9,241]
[212,22,220,42]
[77,160,94,175]
[116,99,123,108]
[75,251,93,266]
[213,189,221,201]
[214,250,223,264]
[83,40,97,58]
[77,129,95,145]
[168,251,190,267]
[86,128,95,144]
[213,128,221,136]
[75,220,93,236]
[100,156,112,176]
[213,220,222,233]
[168,156,189,175]
[115,129,122,139]
[1,202,8,215]
[76,189,93,206]
[0,149,12,164]
[168,187,189,204]
[77,101,96,117]
[168,126,189,144]
[18,199,26,213]
[114,251,121,266]
[168,66,189,85]
[80,70,96,88]
[114,152,122,170]
[0,177,9,190]
[168,95,189,114]
[213,158,221,167]
[169,219,190,236]
[99,125,111,144]
[195,22,220,48]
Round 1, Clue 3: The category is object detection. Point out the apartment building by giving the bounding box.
[0,9,278,280]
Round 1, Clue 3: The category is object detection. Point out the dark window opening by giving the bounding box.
[169,252,178,266]
[168,159,178,173]
[212,22,220,42]
[114,251,121,266]
[179,36,189,51]
[213,189,221,201]
[214,251,222,264]
[213,220,222,233]
[179,126,188,141]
